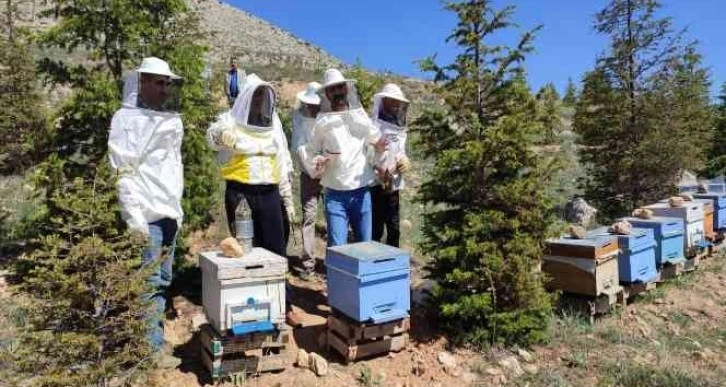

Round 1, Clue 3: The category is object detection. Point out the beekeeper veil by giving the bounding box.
[316,69,379,143]
[318,69,363,113]
[231,73,276,130]
[372,83,409,129]
[123,57,183,113]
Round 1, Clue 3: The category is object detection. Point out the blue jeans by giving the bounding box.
[142,218,179,351]
[324,186,372,247]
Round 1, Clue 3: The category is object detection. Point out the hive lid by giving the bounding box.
[588,226,654,250]
[199,248,287,280]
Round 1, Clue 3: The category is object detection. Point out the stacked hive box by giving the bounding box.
[199,248,290,379]
[543,235,620,298]
[621,217,685,267]
[200,249,287,335]
[589,227,658,284]
[645,201,705,258]
[325,242,411,362]
[694,193,726,233]
[326,242,410,323]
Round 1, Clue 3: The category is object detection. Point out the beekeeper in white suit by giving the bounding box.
[370,83,411,247]
[302,68,385,247]
[207,73,294,258]
[108,57,184,367]
[290,82,321,278]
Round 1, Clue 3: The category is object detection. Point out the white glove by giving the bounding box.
[285,202,296,223]
[221,129,236,148]
[396,155,411,174]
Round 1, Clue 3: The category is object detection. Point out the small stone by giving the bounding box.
[522,364,538,374]
[498,356,523,378]
[654,298,666,305]
[692,341,702,349]
[296,349,310,369]
[485,367,503,376]
[437,351,457,372]
[516,348,534,363]
[309,352,328,376]
[457,372,475,384]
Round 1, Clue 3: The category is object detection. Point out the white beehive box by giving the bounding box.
[200,248,287,335]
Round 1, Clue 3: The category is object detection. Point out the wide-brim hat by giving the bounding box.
[136,57,181,79]
[296,81,322,105]
[321,68,356,89]
[375,83,410,103]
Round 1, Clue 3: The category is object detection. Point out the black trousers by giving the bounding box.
[225,180,285,257]
[371,185,400,247]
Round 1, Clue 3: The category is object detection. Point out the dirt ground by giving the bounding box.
[137,228,726,387]
[3,228,726,386]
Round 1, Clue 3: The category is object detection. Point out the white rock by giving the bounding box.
[523,364,539,374]
[498,356,523,378]
[296,349,310,369]
[309,352,328,376]
[516,348,534,363]
[437,351,457,369]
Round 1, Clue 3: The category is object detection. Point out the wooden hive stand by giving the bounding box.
[326,309,410,364]
[659,260,687,280]
[621,280,657,300]
[199,323,292,382]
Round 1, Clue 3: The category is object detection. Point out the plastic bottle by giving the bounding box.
[235,197,254,253]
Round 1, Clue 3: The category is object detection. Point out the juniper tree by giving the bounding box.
[574,0,712,220]
[415,0,556,347]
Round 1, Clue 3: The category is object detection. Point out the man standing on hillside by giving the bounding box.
[108,57,184,368]
[371,83,411,247]
[303,69,386,247]
[225,57,245,107]
[290,81,322,278]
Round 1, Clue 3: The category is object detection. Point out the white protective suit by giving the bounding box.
[108,71,184,235]
[372,86,409,191]
[291,105,320,177]
[303,79,382,191]
[206,74,294,214]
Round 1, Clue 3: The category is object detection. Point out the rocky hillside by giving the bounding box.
[187,0,341,71]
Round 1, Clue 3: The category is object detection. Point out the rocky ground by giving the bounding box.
[133,227,726,387]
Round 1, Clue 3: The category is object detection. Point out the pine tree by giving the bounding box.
[535,82,563,144]
[0,1,46,175]
[10,165,153,385]
[574,0,712,220]
[562,77,578,106]
[416,0,556,347]
[703,83,726,177]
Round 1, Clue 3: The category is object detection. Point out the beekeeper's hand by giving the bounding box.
[313,155,330,173]
[221,129,237,148]
[396,155,412,174]
[373,136,388,153]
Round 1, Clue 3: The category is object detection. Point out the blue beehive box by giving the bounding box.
[326,242,410,323]
[589,227,658,284]
[694,193,726,230]
[620,217,685,267]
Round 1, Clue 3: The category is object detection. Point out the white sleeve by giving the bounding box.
[300,120,325,177]
[108,114,149,235]
[274,114,293,176]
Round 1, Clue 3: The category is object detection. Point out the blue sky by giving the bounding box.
[229,0,724,96]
